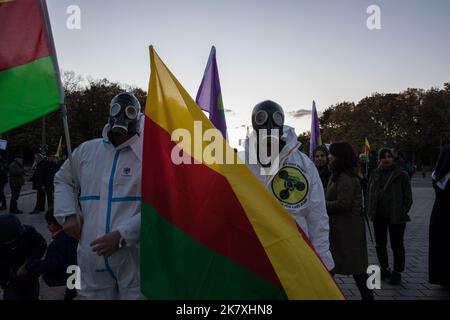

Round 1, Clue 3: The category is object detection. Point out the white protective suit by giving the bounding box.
[244,125,335,271]
[54,120,143,299]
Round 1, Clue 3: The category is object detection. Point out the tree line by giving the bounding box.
[2,71,449,168]
[317,83,450,167]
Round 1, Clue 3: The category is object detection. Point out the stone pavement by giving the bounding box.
[336,176,450,300]
[1,176,449,300]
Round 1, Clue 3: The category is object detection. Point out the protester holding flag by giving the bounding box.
[140,47,343,299]
[244,100,335,272]
[326,142,373,300]
[54,92,143,299]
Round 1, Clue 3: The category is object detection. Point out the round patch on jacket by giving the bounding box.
[271,166,309,205]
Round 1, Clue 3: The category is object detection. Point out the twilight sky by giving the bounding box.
[46,0,450,148]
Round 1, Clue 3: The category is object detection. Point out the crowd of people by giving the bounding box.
[0,93,449,300]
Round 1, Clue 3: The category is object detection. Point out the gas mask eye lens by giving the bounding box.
[125,105,138,120]
[254,110,268,126]
[273,111,283,127]
[110,103,121,117]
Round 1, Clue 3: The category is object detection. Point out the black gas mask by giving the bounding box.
[251,100,285,167]
[108,92,141,136]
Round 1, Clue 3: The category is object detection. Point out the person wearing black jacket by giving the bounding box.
[429,145,450,288]
[30,153,47,214]
[0,214,47,300]
[8,157,25,214]
[312,145,331,192]
[41,155,58,208]
[16,208,78,300]
[367,148,413,285]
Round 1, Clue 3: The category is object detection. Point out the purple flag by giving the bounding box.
[196,46,227,139]
[309,100,322,159]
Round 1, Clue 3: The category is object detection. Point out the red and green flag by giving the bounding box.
[140,46,344,299]
[0,0,61,133]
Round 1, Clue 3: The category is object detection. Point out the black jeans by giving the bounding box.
[374,218,406,272]
[46,186,54,208]
[330,270,374,300]
[9,185,22,212]
[34,186,54,211]
[33,187,46,211]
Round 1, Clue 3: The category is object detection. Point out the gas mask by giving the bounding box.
[108,92,141,136]
[251,100,285,167]
[0,214,25,250]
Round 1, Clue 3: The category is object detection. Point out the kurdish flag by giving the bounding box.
[0,0,61,133]
[140,46,344,300]
[364,137,370,161]
[195,46,227,139]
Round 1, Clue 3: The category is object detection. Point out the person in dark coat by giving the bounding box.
[30,153,47,214]
[16,208,78,300]
[8,157,25,214]
[41,155,58,208]
[313,145,330,192]
[429,144,450,288]
[0,154,8,210]
[367,148,413,285]
[326,142,373,300]
[0,214,47,300]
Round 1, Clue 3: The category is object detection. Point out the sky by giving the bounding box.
[46,0,450,148]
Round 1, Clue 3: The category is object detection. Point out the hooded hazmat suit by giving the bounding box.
[244,125,334,271]
[54,118,143,299]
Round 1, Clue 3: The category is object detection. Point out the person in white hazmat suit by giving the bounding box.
[54,92,143,299]
[244,100,335,272]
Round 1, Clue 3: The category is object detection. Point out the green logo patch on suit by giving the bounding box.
[271,166,309,205]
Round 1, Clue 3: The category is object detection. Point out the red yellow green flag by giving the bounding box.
[140,46,344,299]
[0,0,61,133]
[364,137,371,161]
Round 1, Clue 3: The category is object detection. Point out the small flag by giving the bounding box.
[364,137,370,161]
[55,136,63,158]
[0,0,62,133]
[309,100,322,159]
[195,46,227,139]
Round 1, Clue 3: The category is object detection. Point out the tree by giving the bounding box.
[2,72,148,164]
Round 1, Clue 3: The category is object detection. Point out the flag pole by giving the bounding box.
[40,0,82,227]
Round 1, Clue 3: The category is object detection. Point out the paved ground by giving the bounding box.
[1,175,449,300]
[336,176,450,300]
